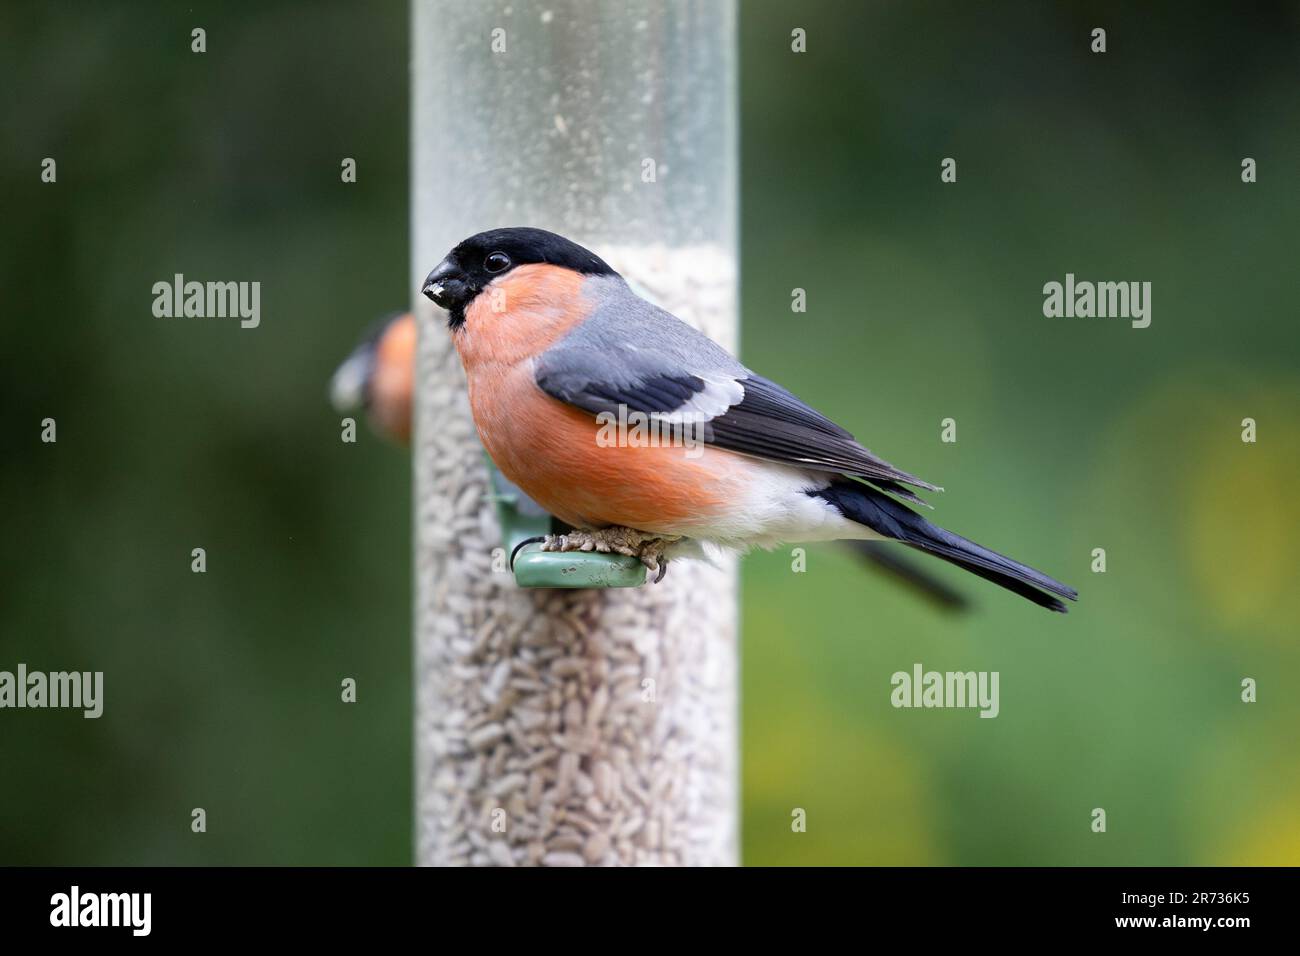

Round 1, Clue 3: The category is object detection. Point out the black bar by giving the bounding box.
[0,867,1288,940]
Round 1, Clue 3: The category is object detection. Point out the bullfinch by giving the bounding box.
[330,310,417,444]
[419,227,1076,611]
[333,310,970,610]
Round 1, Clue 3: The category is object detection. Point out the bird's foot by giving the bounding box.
[539,527,680,583]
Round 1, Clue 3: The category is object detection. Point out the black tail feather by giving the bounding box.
[815,480,1078,613]
[908,547,1069,613]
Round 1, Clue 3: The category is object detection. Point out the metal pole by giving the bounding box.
[413,1,738,865]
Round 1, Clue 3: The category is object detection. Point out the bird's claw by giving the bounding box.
[539,527,677,583]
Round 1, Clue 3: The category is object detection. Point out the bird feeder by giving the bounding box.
[413,0,738,865]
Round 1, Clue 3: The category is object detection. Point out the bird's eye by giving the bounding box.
[484,251,511,274]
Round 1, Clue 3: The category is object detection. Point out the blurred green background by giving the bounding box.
[3,1,1298,865]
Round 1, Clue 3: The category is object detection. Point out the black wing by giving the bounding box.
[534,341,940,498]
[705,374,940,495]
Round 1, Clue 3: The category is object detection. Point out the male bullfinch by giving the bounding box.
[334,309,970,610]
[330,311,417,444]
[421,227,1076,611]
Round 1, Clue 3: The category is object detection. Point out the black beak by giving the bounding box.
[421,258,460,309]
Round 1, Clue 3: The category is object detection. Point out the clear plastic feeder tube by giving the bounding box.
[413,0,738,865]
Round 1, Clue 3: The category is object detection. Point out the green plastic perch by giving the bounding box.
[485,456,647,589]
